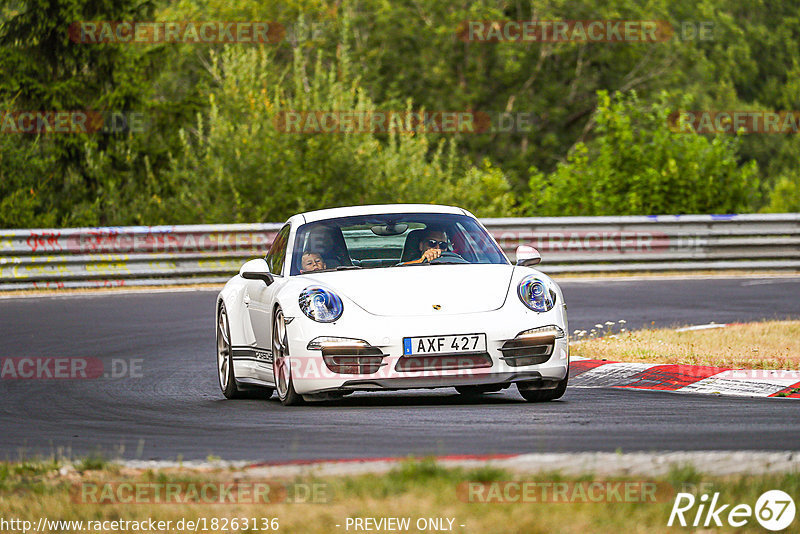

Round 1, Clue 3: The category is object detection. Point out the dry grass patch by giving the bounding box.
[571,320,800,369]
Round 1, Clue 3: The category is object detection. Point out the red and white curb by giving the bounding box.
[570,359,800,398]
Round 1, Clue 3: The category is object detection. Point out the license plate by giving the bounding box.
[403,333,487,356]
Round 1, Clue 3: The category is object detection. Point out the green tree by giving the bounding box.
[0,0,167,226]
[147,43,516,223]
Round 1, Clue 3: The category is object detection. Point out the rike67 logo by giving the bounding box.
[668,490,796,530]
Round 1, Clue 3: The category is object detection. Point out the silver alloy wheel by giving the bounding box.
[217,306,231,391]
[272,309,290,399]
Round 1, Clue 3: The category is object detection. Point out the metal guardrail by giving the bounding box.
[0,224,281,290]
[484,213,800,272]
[1,214,798,290]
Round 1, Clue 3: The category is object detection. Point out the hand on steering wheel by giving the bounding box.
[420,248,441,263]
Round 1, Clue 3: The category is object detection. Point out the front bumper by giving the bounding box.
[284,304,569,395]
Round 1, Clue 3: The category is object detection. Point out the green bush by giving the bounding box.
[526,91,760,216]
[762,172,800,213]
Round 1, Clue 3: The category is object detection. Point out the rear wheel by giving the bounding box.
[272,307,304,406]
[517,374,568,402]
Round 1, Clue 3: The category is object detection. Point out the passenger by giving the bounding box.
[300,251,327,273]
[307,225,351,268]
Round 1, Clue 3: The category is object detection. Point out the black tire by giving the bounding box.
[272,307,304,406]
[217,302,243,399]
[455,385,504,396]
[517,374,568,402]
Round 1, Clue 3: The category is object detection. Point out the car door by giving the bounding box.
[244,224,290,374]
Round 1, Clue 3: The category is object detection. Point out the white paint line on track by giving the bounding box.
[110,451,800,478]
[741,278,800,286]
[675,323,728,332]
[495,451,800,477]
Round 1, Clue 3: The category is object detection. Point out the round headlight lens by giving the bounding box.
[299,286,343,323]
[517,275,556,312]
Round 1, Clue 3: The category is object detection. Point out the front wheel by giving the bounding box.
[272,307,304,406]
[217,302,242,399]
[517,374,568,402]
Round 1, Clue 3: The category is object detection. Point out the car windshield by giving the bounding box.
[289,213,508,275]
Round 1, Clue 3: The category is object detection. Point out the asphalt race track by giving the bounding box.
[1,276,799,461]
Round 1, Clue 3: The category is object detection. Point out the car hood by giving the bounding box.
[299,264,515,316]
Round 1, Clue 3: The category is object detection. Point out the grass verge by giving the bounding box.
[571,320,800,370]
[0,458,798,533]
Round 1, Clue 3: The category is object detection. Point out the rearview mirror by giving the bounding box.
[240,258,274,285]
[515,245,541,267]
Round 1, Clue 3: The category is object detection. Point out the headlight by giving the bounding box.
[299,286,343,323]
[307,336,369,350]
[518,325,565,339]
[517,275,557,312]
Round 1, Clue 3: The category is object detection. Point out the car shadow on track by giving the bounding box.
[287,390,537,408]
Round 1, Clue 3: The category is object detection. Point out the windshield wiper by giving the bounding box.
[335,265,362,270]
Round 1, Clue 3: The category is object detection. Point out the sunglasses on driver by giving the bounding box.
[423,239,451,251]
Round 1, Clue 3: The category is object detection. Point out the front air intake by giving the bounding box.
[499,333,555,367]
[321,346,386,374]
[395,353,493,372]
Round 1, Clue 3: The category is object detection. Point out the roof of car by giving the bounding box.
[297,204,468,224]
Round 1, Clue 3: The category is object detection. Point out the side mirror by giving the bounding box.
[240,258,274,285]
[515,245,541,267]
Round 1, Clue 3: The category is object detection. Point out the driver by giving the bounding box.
[403,228,452,265]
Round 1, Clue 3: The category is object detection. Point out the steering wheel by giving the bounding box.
[429,251,469,264]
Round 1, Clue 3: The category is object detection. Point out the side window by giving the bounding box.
[265,225,291,275]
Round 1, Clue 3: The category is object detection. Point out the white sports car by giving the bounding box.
[215,204,569,405]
